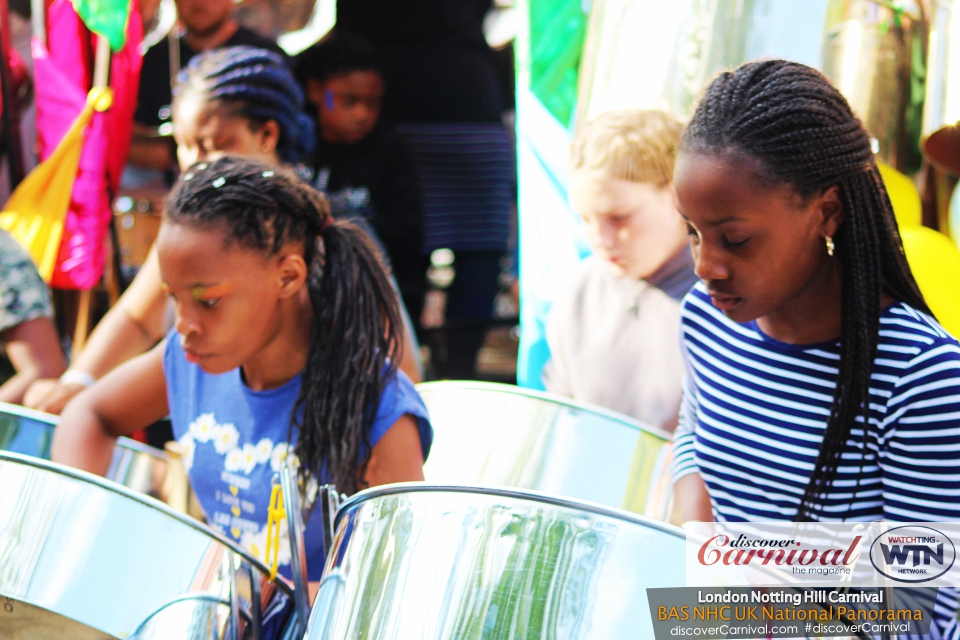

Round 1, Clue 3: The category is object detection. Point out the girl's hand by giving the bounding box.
[24,378,85,414]
[670,472,713,526]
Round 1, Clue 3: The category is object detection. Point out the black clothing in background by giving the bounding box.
[135,27,287,128]
[336,0,502,124]
[311,126,427,325]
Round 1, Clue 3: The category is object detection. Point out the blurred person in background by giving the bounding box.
[295,32,426,329]
[337,0,514,379]
[128,0,287,180]
[0,229,65,403]
[543,110,695,431]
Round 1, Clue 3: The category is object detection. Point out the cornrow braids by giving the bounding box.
[165,156,402,496]
[681,60,929,522]
[174,46,316,163]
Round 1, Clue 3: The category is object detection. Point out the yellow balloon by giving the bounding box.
[878,162,922,228]
[901,226,960,338]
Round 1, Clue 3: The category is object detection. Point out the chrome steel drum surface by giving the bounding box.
[0,452,295,640]
[0,402,168,499]
[416,381,673,519]
[306,485,685,640]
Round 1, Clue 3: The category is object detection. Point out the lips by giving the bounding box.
[707,292,743,312]
[182,347,206,364]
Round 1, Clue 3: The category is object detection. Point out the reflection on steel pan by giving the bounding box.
[416,381,673,519]
[305,484,686,639]
[821,0,926,171]
[0,451,297,640]
[0,401,169,500]
[577,0,830,126]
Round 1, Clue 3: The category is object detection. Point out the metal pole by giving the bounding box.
[30,0,43,45]
[0,0,25,187]
[280,466,311,636]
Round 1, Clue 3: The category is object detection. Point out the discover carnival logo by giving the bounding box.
[697,534,861,575]
[869,526,956,583]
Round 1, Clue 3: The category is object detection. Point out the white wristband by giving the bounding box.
[60,370,96,389]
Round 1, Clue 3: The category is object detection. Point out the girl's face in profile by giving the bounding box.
[173,93,280,171]
[157,222,304,375]
[673,151,842,325]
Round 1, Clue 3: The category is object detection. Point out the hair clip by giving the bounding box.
[262,170,275,178]
[212,177,226,188]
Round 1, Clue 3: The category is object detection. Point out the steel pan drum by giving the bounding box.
[305,485,685,639]
[0,452,296,639]
[0,401,169,499]
[416,381,673,519]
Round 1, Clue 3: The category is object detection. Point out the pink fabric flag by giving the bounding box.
[33,0,141,289]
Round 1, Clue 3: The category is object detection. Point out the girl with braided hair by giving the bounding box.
[53,155,432,591]
[28,46,422,416]
[669,60,960,637]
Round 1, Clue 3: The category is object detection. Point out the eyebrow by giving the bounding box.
[678,212,746,226]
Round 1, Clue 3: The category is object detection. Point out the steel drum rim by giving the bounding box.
[414,380,672,440]
[335,481,686,538]
[0,401,168,461]
[0,449,292,596]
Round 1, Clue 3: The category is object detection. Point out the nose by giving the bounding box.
[587,218,616,251]
[174,303,203,341]
[692,241,729,282]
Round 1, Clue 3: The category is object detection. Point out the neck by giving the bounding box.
[241,288,313,391]
[182,18,239,52]
[756,258,843,345]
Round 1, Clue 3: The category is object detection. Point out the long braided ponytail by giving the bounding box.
[165,156,402,495]
[681,60,929,521]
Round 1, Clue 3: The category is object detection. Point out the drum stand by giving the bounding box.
[280,465,312,637]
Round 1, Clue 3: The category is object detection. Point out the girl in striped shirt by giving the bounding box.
[669,60,960,639]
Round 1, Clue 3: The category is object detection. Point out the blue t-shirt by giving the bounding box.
[163,332,432,581]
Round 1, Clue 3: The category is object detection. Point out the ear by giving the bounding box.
[256,119,281,154]
[305,78,326,109]
[816,185,844,239]
[275,251,308,299]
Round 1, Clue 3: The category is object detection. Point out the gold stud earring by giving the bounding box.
[825,236,835,257]
[261,143,271,153]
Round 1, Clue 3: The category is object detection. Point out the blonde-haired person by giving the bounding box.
[542,109,695,431]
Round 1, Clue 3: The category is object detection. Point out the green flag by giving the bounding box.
[73,0,130,52]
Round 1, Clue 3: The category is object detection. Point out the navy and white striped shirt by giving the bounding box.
[672,283,960,638]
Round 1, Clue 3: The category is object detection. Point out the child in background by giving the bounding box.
[52,156,432,587]
[0,229,65,403]
[294,32,427,330]
[542,110,696,431]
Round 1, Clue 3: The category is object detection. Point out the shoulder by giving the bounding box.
[230,28,287,58]
[162,328,198,393]
[371,368,433,459]
[140,36,170,64]
[881,303,960,396]
[548,258,611,322]
[0,230,52,331]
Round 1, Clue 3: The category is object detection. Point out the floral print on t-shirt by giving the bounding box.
[178,412,298,568]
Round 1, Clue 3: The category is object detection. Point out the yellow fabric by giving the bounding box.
[901,225,960,338]
[0,87,114,281]
[877,162,922,228]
